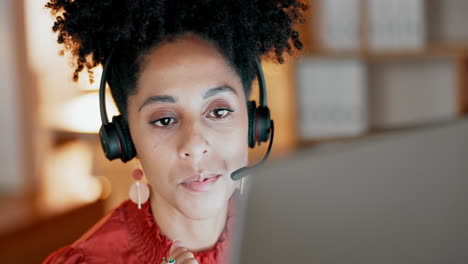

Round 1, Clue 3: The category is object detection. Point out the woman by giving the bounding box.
[43,0,306,263]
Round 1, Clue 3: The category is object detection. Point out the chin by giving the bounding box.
[177,184,235,220]
[182,204,224,220]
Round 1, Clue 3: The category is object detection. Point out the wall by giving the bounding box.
[0,0,22,194]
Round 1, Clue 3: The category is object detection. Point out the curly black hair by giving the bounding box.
[45,0,307,120]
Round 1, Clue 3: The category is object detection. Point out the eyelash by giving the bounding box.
[152,117,177,127]
[150,108,235,128]
[207,108,235,119]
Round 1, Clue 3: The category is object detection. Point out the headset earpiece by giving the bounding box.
[113,115,136,162]
[255,105,272,143]
[247,100,272,148]
[247,59,273,148]
[99,121,121,161]
[247,100,257,148]
[99,115,136,163]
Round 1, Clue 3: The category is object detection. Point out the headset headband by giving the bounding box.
[99,50,114,125]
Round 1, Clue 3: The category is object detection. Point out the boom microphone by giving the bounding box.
[230,120,275,181]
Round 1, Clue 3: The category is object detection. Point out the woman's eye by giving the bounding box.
[208,108,234,119]
[152,117,176,127]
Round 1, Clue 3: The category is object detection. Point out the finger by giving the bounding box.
[173,250,197,264]
[162,249,197,264]
[181,258,199,264]
[169,240,185,255]
[160,256,179,264]
[173,249,194,260]
[167,247,188,259]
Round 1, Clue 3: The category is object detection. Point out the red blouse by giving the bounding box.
[43,198,235,264]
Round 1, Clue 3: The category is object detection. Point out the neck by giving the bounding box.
[150,193,229,252]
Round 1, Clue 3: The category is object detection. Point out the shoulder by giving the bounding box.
[72,200,129,248]
[42,246,88,264]
[43,200,140,264]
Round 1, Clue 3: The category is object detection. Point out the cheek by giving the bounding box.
[215,129,248,164]
[132,127,175,182]
[211,114,250,171]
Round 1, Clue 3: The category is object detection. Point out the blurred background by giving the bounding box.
[1,0,468,263]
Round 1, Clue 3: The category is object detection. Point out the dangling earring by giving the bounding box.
[239,177,245,196]
[129,168,150,209]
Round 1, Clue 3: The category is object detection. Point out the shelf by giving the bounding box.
[301,43,468,61]
[297,117,467,148]
[0,198,105,263]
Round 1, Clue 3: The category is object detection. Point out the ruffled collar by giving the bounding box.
[122,195,236,263]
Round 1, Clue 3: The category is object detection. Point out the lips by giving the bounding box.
[181,172,221,184]
[180,172,222,192]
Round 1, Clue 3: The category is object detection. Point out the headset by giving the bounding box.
[99,50,274,181]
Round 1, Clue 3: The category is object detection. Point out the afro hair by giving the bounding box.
[46,0,307,119]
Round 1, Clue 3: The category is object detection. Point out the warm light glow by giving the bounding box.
[40,141,104,214]
[96,175,112,200]
[53,90,119,133]
[79,66,103,91]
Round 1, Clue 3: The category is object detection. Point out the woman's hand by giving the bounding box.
[161,240,198,264]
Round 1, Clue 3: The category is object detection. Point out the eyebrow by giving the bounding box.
[202,85,238,99]
[138,95,176,112]
[138,85,238,112]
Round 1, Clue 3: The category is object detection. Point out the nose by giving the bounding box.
[181,148,208,158]
[178,123,209,160]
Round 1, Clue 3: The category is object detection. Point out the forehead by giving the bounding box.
[135,34,243,97]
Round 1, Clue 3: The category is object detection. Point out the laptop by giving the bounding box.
[231,119,468,264]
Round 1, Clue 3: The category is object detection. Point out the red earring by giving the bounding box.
[129,168,150,209]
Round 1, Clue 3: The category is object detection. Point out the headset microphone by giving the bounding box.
[231,120,274,181]
[230,58,274,181]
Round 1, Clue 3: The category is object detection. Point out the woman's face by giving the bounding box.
[127,34,249,220]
